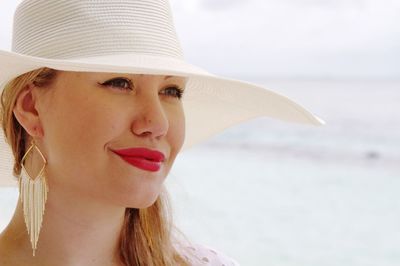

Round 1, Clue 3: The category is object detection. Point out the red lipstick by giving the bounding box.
[110,147,165,172]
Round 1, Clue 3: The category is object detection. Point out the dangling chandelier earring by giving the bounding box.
[18,139,48,257]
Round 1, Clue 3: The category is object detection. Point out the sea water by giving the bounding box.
[168,79,400,266]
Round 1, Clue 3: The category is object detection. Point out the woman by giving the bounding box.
[0,0,325,265]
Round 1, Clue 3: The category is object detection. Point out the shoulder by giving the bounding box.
[178,242,240,266]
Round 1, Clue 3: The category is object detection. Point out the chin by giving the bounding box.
[126,190,161,209]
[132,199,158,209]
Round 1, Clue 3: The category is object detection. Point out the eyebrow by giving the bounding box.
[137,74,173,80]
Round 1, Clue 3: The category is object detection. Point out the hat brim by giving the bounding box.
[0,50,325,186]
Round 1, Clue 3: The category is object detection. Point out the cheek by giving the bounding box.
[44,90,120,179]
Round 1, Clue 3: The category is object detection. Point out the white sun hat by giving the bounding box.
[0,0,325,187]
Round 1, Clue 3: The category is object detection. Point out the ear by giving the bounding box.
[12,83,44,138]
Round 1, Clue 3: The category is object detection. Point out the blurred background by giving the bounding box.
[1,0,399,265]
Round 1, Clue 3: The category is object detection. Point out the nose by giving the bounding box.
[131,93,169,139]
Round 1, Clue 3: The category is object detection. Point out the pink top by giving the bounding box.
[178,242,240,266]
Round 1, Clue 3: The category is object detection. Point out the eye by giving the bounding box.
[98,77,133,90]
[162,86,185,100]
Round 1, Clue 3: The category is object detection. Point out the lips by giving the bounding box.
[110,147,165,162]
[110,147,166,172]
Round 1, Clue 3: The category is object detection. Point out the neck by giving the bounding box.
[0,184,126,266]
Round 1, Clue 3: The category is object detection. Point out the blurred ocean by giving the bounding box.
[1,79,399,265]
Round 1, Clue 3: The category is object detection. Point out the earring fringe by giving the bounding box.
[18,139,48,257]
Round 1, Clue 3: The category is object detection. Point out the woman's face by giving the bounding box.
[35,71,186,208]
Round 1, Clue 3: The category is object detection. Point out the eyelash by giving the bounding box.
[99,77,185,100]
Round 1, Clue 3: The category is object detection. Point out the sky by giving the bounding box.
[1,0,399,79]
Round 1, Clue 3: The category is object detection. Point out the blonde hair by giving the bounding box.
[0,67,194,266]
